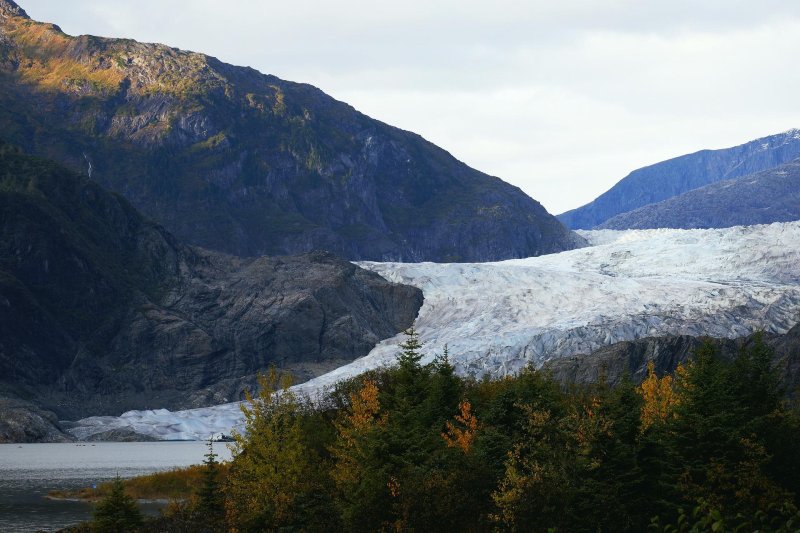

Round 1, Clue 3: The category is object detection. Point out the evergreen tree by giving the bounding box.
[573,376,649,531]
[396,327,424,370]
[92,477,143,533]
[331,336,485,531]
[330,378,392,531]
[195,439,225,531]
[666,340,795,521]
[730,333,783,428]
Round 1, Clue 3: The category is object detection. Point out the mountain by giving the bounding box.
[598,159,800,229]
[0,0,582,261]
[558,130,800,229]
[69,223,800,440]
[0,142,422,422]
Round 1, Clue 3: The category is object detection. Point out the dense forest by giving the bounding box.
[75,330,800,532]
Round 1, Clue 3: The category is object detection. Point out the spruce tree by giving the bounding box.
[92,476,143,532]
[396,327,423,373]
[195,439,225,530]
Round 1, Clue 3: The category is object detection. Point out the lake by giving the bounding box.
[0,441,232,533]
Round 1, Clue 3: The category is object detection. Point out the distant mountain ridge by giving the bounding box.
[599,159,800,230]
[0,0,583,261]
[558,129,800,229]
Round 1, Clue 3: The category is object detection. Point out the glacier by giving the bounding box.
[68,222,800,441]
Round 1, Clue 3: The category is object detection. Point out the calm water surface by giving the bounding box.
[0,441,232,533]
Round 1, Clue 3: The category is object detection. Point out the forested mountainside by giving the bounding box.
[558,129,800,229]
[0,142,422,425]
[71,329,800,532]
[0,0,582,261]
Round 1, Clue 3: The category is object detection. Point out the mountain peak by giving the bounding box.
[0,0,584,262]
[781,128,800,140]
[0,0,28,20]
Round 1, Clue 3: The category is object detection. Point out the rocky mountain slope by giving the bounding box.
[69,223,800,440]
[598,159,800,230]
[0,143,422,424]
[558,130,800,229]
[0,397,72,442]
[543,325,800,392]
[0,0,582,261]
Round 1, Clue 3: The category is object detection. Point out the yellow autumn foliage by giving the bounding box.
[331,379,386,488]
[442,400,480,454]
[638,361,681,431]
[224,369,315,530]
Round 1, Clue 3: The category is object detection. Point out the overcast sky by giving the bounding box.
[21,0,800,214]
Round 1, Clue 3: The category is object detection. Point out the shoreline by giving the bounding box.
[45,495,174,505]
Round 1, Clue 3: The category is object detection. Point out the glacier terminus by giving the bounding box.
[71,222,800,441]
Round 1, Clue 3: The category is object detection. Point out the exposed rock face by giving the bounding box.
[84,428,158,442]
[544,335,709,385]
[0,0,27,19]
[0,144,423,421]
[0,3,582,261]
[0,397,72,443]
[544,324,800,391]
[598,160,800,230]
[558,130,800,229]
[80,250,425,417]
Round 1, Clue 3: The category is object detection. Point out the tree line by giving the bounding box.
[81,330,800,532]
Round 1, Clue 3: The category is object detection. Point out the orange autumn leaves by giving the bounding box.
[340,379,386,437]
[338,358,681,463]
[442,400,480,453]
[338,379,480,455]
[330,379,385,491]
[639,360,686,431]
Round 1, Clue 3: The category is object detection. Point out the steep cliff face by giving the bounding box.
[0,397,71,443]
[0,1,582,261]
[598,160,800,230]
[558,130,800,230]
[0,144,423,419]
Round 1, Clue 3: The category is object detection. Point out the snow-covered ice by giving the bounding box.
[69,222,800,441]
